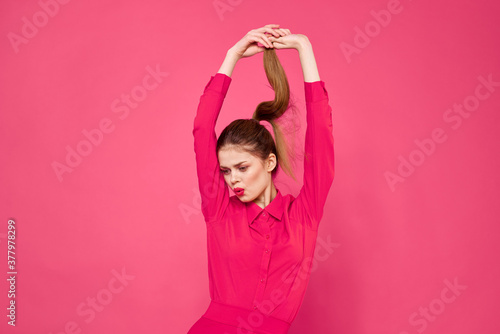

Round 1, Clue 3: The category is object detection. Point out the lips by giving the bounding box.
[234,188,244,196]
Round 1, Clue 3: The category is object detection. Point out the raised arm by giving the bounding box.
[298,38,335,229]
[193,24,290,224]
[267,33,320,82]
[297,37,321,82]
[193,72,232,224]
[299,75,334,229]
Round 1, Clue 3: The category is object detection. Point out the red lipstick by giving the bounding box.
[234,188,244,196]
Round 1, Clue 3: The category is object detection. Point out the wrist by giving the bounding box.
[227,48,243,61]
[295,35,311,50]
[217,49,241,77]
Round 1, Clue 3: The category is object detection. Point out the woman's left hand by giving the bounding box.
[267,33,309,51]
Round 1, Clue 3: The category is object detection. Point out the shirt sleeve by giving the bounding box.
[296,80,335,230]
[192,73,232,224]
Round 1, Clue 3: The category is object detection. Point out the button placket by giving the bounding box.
[252,217,273,309]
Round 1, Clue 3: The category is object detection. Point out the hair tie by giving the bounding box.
[259,119,275,142]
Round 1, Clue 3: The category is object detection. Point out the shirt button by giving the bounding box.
[263,212,267,217]
[260,278,265,282]
[265,249,269,253]
[265,235,270,239]
[253,306,257,310]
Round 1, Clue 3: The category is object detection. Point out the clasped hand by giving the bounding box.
[229,24,308,58]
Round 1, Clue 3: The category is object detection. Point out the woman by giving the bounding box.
[188,24,335,334]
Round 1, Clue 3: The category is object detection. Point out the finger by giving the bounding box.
[271,41,284,50]
[251,45,266,55]
[256,36,272,48]
[272,29,283,37]
[264,24,280,28]
[271,28,289,37]
[277,29,288,36]
[262,27,280,37]
[264,36,274,48]
[270,28,285,37]
[260,33,274,48]
[255,30,276,47]
[249,33,272,48]
[269,37,283,46]
[246,34,261,46]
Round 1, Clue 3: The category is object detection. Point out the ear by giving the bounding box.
[266,153,277,172]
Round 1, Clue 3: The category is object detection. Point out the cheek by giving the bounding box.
[246,167,265,185]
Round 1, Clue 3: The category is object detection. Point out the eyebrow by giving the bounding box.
[219,161,247,169]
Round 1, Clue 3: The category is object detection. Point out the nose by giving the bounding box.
[230,171,239,184]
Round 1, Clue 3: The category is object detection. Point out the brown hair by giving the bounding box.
[216,48,299,182]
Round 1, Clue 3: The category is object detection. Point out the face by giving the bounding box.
[218,146,276,203]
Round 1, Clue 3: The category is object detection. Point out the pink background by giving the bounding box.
[1,0,500,333]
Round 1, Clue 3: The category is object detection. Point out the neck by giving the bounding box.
[254,182,277,209]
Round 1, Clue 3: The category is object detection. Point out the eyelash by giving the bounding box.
[221,166,247,174]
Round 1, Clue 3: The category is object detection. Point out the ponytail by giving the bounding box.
[217,47,300,182]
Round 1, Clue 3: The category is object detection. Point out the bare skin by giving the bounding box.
[218,24,320,81]
[216,24,321,209]
[218,146,277,209]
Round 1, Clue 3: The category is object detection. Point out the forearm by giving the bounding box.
[297,38,320,83]
[217,49,241,78]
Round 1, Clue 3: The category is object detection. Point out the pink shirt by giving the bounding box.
[193,73,334,327]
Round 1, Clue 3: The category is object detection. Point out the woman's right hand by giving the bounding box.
[229,24,291,58]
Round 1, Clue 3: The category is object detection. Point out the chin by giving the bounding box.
[236,196,249,202]
[235,193,253,202]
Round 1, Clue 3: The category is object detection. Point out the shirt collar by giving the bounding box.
[246,188,284,225]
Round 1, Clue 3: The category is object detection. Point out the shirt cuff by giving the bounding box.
[304,80,329,103]
[203,72,232,98]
